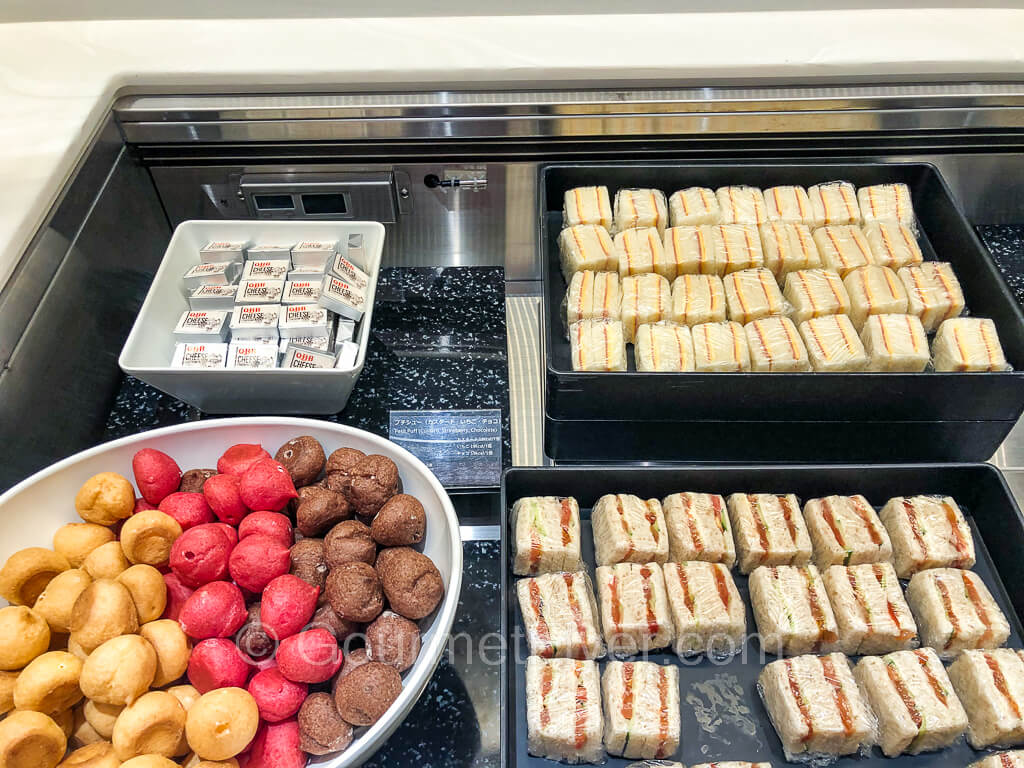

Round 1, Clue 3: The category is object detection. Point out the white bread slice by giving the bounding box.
[596,562,674,656]
[512,496,583,576]
[601,660,680,759]
[663,561,745,656]
[517,571,603,660]
[749,564,839,656]
[948,648,1024,749]
[525,656,604,763]
[592,494,669,566]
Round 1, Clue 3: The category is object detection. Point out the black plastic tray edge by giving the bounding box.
[538,161,1024,425]
[499,462,1024,768]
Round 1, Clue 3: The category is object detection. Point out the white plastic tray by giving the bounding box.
[119,220,384,414]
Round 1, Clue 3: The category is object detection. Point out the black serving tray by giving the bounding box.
[542,163,1024,435]
[501,464,1024,768]
[544,416,1016,463]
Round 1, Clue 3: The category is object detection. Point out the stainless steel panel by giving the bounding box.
[0,152,170,490]
[151,162,539,277]
[0,116,122,368]
[240,171,398,221]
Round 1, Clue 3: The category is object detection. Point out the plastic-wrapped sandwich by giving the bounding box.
[670,274,726,326]
[614,188,669,236]
[668,186,721,226]
[517,571,604,659]
[860,314,930,372]
[616,227,664,278]
[759,652,875,760]
[807,181,861,227]
[744,317,810,372]
[621,273,671,344]
[843,265,909,330]
[723,268,788,325]
[858,182,915,228]
[823,562,917,655]
[879,494,976,577]
[663,561,745,656]
[728,493,812,573]
[662,492,735,566]
[855,647,968,756]
[813,225,873,277]
[948,648,1024,749]
[525,657,604,763]
[662,226,718,277]
[592,493,669,566]
[634,324,695,372]
[783,268,851,325]
[511,496,584,576]
[759,222,821,279]
[750,564,839,655]
[715,224,765,274]
[863,221,923,270]
[803,494,892,568]
[569,319,627,372]
[596,562,674,655]
[764,185,814,225]
[558,224,616,281]
[933,317,1009,372]
[898,262,966,332]
[602,661,680,759]
[906,568,1010,657]
[969,751,1024,768]
[691,321,751,372]
[564,271,620,329]
[799,314,869,372]
[717,186,768,225]
[564,186,612,230]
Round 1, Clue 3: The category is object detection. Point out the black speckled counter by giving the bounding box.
[105,266,511,471]
[364,540,500,768]
[977,225,1024,309]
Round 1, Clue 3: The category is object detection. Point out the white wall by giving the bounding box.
[5,0,1024,21]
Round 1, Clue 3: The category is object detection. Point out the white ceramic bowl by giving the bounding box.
[0,417,463,768]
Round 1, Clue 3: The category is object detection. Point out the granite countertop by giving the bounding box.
[106,265,511,474]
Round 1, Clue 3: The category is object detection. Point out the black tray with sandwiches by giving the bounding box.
[540,163,1024,462]
[501,463,1024,768]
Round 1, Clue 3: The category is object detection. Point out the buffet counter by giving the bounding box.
[5,8,1024,292]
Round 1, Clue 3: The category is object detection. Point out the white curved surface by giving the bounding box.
[0,417,463,768]
[2,9,1024,293]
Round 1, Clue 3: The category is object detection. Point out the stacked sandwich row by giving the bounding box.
[557,183,1009,373]
[511,492,1022,764]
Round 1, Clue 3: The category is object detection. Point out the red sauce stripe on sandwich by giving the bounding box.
[655,666,671,758]
[713,564,732,610]
[540,663,553,728]
[574,661,588,750]
[985,652,1022,720]
[528,580,552,656]
[747,495,771,560]
[805,568,838,646]
[846,568,872,636]
[529,530,543,574]
[822,497,846,549]
[563,573,588,659]
[675,563,696,615]
[875,564,914,641]
[913,649,949,706]
[777,495,800,548]
[820,655,855,737]
[616,496,635,559]
[902,499,930,569]
[641,565,660,636]
[852,496,884,546]
[964,572,995,647]
[935,575,962,650]
[644,500,661,545]
[784,659,815,742]
[620,662,634,721]
[609,572,623,634]
[560,499,574,547]
[943,500,971,568]
[885,659,922,728]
